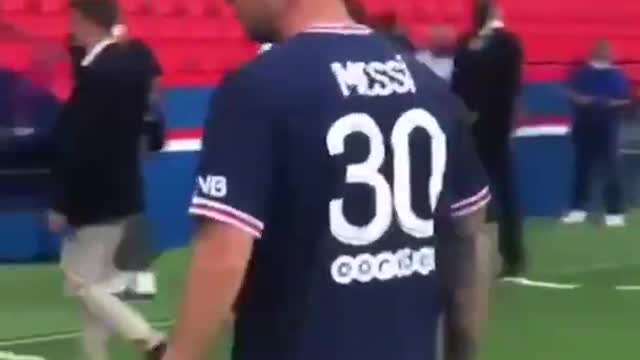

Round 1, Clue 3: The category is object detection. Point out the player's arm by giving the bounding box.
[168,221,254,360]
[442,111,492,360]
[165,70,274,360]
[447,203,490,360]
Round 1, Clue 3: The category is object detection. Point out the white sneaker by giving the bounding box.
[605,214,626,227]
[561,210,587,224]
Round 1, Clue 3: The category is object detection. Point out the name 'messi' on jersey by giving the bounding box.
[330,55,417,98]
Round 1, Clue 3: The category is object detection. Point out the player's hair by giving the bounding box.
[70,0,119,31]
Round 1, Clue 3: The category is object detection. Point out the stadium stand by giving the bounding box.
[0,0,638,84]
[0,0,639,261]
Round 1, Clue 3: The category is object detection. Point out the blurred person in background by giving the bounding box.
[416,25,457,82]
[562,40,632,227]
[344,0,414,53]
[49,0,165,359]
[452,0,525,277]
[66,17,164,301]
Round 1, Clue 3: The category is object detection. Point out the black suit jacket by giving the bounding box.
[452,29,523,147]
[53,42,155,226]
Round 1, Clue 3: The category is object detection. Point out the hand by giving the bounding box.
[47,210,68,234]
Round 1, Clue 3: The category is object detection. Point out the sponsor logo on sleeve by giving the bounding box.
[197,175,227,198]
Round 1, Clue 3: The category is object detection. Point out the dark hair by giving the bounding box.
[70,0,119,30]
[473,0,494,30]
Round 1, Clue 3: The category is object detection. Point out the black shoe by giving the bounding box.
[146,341,168,360]
[114,287,156,303]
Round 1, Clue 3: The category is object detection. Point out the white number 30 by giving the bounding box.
[326,109,447,246]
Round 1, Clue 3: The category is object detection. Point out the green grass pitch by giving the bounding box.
[1,215,639,360]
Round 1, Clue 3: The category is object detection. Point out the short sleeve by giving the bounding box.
[445,114,491,217]
[188,70,275,238]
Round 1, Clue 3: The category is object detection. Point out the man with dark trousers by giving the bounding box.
[562,40,631,227]
[452,0,525,277]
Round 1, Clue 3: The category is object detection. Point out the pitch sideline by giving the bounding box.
[502,277,640,291]
[0,320,173,347]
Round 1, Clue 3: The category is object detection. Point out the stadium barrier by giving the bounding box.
[1,81,638,262]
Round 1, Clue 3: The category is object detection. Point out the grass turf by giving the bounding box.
[1,216,640,360]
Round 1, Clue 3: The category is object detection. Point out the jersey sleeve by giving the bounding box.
[445,112,491,217]
[188,70,275,238]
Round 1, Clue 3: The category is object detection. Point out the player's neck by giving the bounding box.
[280,2,354,40]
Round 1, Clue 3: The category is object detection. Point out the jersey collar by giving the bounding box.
[81,37,117,67]
[304,23,372,35]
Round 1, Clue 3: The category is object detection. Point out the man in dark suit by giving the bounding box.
[452,0,526,277]
[49,1,165,359]
[66,19,165,301]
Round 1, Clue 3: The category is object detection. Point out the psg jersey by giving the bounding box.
[189,23,490,360]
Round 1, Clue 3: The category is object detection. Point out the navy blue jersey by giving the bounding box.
[189,23,489,360]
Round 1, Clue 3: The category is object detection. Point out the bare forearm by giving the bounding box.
[171,244,246,359]
[446,221,491,360]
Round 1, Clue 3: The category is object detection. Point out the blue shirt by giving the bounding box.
[570,63,631,130]
[189,23,489,360]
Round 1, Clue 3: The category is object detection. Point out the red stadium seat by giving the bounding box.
[624,64,640,82]
[38,0,66,13]
[436,0,465,22]
[0,0,637,86]
[0,0,28,12]
[152,0,183,15]
[127,15,242,39]
[0,41,32,71]
[183,0,216,16]
[1,13,67,39]
[118,0,149,14]
[398,0,438,22]
[211,0,233,17]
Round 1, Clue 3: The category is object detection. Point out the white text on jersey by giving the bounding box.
[198,175,228,198]
[331,55,417,98]
[331,247,435,285]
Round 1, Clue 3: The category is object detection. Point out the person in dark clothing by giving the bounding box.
[48,1,165,359]
[451,0,525,277]
[67,30,165,153]
[562,40,631,227]
[65,27,165,301]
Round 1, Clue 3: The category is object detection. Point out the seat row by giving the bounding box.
[0,0,232,16]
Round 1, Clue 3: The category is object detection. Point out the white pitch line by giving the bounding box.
[500,277,582,289]
[0,320,173,347]
[615,285,640,291]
